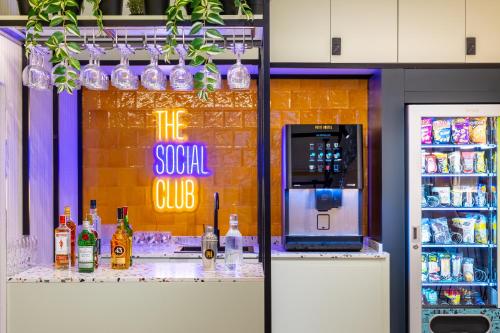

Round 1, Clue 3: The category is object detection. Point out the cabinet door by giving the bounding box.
[331,0,397,63]
[270,0,331,63]
[399,0,465,63]
[466,0,500,63]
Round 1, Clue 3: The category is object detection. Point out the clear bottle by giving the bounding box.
[78,218,96,273]
[224,214,243,270]
[54,215,71,270]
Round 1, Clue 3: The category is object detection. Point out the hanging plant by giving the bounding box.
[164,0,253,100]
[24,0,103,94]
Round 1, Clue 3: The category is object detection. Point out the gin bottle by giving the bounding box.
[78,218,96,273]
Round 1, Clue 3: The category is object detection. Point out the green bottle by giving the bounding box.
[123,206,133,266]
[78,219,96,273]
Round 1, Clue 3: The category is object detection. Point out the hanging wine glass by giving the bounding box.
[227,42,250,90]
[22,47,51,90]
[203,55,222,90]
[80,42,109,91]
[170,44,193,91]
[111,43,139,90]
[141,44,166,91]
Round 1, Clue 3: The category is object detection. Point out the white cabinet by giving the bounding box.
[466,0,500,63]
[398,0,466,63]
[331,0,397,63]
[270,0,331,63]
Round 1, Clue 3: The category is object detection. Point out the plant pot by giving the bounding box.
[17,0,30,15]
[145,0,168,15]
[221,0,238,15]
[99,0,124,15]
[248,0,263,15]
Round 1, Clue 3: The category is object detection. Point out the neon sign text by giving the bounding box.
[154,143,210,177]
[152,177,198,213]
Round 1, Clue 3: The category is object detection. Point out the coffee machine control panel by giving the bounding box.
[284,124,363,189]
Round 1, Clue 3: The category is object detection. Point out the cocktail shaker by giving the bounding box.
[202,225,218,270]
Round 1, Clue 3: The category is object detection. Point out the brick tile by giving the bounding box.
[271,91,291,110]
[204,111,224,127]
[224,111,243,128]
[127,111,146,128]
[118,91,136,109]
[270,111,282,128]
[327,90,349,109]
[175,93,195,108]
[300,110,320,123]
[234,130,255,148]
[310,91,329,108]
[108,110,127,128]
[89,110,109,129]
[183,110,204,128]
[244,111,257,128]
[126,148,146,168]
[214,129,234,147]
[291,92,311,109]
[223,148,242,167]
[234,91,254,108]
[243,149,257,167]
[155,92,175,108]
[214,91,234,108]
[118,130,138,148]
[281,110,300,125]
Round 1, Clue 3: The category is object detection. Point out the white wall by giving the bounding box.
[0,0,18,15]
[0,33,23,333]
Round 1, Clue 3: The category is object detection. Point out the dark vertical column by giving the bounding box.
[53,89,59,229]
[22,52,30,235]
[258,1,271,332]
[77,90,83,225]
[380,69,406,333]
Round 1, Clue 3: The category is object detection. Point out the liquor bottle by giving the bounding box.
[87,214,99,269]
[78,218,96,273]
[64,206,77,267]
[224,214,243,270]
[89,199,101,264]
[111,208,130,270]
[54,215,71,269]
[122,206,133,266]
[201,225,218,271]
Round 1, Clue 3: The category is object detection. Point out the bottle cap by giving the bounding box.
[205,225,213,233]
[90,200,96,209]
[86,214,94,225]
[59,215,66,225]
[117,207,124,220]
[82,219,90,229]
[64,206,70,215]
[123,206,128,216]
[229,214,238,225]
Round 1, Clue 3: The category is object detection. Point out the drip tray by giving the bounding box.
[176,246,255,253]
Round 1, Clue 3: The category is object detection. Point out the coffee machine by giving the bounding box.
[282,124,364,251]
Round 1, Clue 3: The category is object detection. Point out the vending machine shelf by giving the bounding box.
[422,243,495,248]
[422,173,495,178]
[421,207,495,211]
[422,282,494,287]
[421,144,497,149]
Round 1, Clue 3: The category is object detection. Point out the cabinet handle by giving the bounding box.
[413,227,419,241]
[466,37,476,55]
[332,37,341,56]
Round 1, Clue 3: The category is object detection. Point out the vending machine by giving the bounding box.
[408,105,500,333]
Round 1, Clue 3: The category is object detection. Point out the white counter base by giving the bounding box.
[272,251,390,333]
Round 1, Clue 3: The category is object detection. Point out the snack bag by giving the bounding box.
[425,154,438,174]
[462,151,475,174]
[474,214,488,244]
[431,217,451,244]
[475,184,487,207]
[421,151,427,173]
[421,118,433,144]
[434,153,449,173]
[426,289,438,305]
[452,118,470,144]
[451,187,463,208]
[444,290,461,305]
[469,117,487,144]
[422,254,429,282]
[448,151,462,173]
[422,219,432,243]
[463,257,474,282]
[439,253,452,280]
[452,217,475,243]
[428,253,441,281]
[432,187,451,207]
[433,119,452,144]
[451,254,462,280]
[475,151,487,173]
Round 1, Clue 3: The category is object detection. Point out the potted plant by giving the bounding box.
[18,0,84,15]
[127,0,144,15]
[144,0,168,15]
[221,0,237,15]
[99,0,123,15]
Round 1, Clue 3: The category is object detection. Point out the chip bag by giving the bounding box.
[452,118,470,144]
[433,119,452,144]
[421,118,433,144]
[469,117,487,144]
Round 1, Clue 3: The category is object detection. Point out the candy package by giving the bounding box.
[421,151,427,173]
[452,118,470,144]
[475,151,487,173]
[444,289,461,305]
[462,152,475,174]
[431,217,451,243]
[434,153,449,173]
[421,118,433,144]
[422,219,432,243]
[425,154,438,174]
[474,214,488,244]
[475,184,487,207]
[423,288,438,305]
[451,254,462,280]
[433,119,452,144]
[428,253,441,282]
[439,253,451,280]
[451,187,463,208]
[463,187,474,208]
[448,151,462,173]
[469,117,487,144]
[463,257,474,282]
[432,187,451,207]
[422,254,428,282]
[451,217,475,243]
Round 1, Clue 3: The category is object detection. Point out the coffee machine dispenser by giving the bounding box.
[282,124,363,251]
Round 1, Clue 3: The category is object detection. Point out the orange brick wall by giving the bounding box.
[82,79,368,236]
[269,79,369,236]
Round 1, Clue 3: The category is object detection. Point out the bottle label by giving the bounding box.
[55,233,69,255]
[204,249,215,259]
[78,246,94,264]
[113,245,125,257]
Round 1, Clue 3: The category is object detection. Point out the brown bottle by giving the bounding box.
[64,206,77,267]
[111,208,130,270]
[54,215,71,269]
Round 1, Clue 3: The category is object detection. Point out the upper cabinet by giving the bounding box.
[466,0,500,63]
[270,0,332,63]
[331,0,397,63]
[398,0,466,63]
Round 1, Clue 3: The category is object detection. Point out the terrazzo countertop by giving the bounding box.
[271,244,389,259]
[7,262,264,283]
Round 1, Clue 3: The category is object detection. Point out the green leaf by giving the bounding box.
[46,4,60,13]
[67,79,77,88]
[197,89,208,101]
[205,28,223,39]
[207,13,223,25]
[52,31,64,43]
[67,70,78,79]
[190,21,203,35]
[55,76,66,84]
[206,62,218,73]
[38,12,49,22]
[49,16,63,26]
[66,10,78,25]
[207,44,224,56]
[34,22,43,32]
[190,55,205,67]
[57,85,65,94]
[53,65,66,75]
[68,57,80,70]
[194,80,204,90]
[67,42,81,53]
[191,37,204,49]
[194,72,204,81]
[206,83,215,92]
[65,23,80,36]
[207,77,217,84]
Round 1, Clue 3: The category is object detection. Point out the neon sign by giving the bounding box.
[152,109,210,213]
